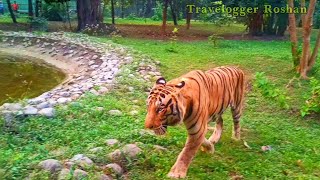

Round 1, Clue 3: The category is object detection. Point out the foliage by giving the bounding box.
[127,13,138,20]
[42,2,66,21]
[208,34,223,47]
[165,27,179,53]
[254,72,290,109]
[150,1,163,21]
[301,78,320,117]
[198,1,235,26]
[28,17,48,31]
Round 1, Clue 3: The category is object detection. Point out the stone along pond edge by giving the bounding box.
[0,31,162,124]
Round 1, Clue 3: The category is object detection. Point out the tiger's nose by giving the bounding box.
[145,121,154,129]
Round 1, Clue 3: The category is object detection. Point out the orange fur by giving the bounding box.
[145,66,245,178]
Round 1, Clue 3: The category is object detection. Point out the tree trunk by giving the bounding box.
[247,10,263,35]
[64,1,72,31]
[161,0,169,35]
[77,0,104,31]
[300,0,317,79]
[6,0,17,23]
[120,0,124,19]
[111,0,115,24]
[186,12,191,30]
[288,0,300,68]
[307,29,320,71]
[170,0,177,26]
[28,0,33,17]
[35,0,39,17]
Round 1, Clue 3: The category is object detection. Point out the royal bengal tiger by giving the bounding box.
[144,66,245,178]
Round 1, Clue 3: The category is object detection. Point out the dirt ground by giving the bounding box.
[0,21,288,42]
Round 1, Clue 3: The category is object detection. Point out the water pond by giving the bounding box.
[0,51,66,105]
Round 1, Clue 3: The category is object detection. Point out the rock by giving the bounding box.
[1,110,15,127]
[139,129,156,136]
[261,145,272,152]
[105,139,119,146]
[121,144,142,159]
[98,87,108,94]
[64,161,75,169]
[24,106,38,115]
[70,154,93,167]
[89,60,95,66]
[105,163,123,175]
[28,97,45,105]
[48,99,58,106]
[58,168,71,180]
[90,89,99,96]
[2,103,22,111]
[57,98,71,104]
[89,147,103,153]
[128,87,134,92]
[38,108,55,118]
[36,102,50,109]
[100,174,113,180]
[108,110,122,116]
[60,92,71,97]
[108,149,123,163]
[73,169,88,180]
[38,159,62,173]
[129,110,139,116]
[96,107,104,111]
[92,55,98,60]
[154,145,168,151]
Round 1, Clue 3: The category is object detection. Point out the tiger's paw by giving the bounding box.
[200,145,215,154]
[167,171,187,179]
[232,134,241,141]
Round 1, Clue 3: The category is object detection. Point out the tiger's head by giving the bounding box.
[145,77,186,135]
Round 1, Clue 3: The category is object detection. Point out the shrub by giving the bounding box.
[254,72,290,109]
[301,78,320,117]
[29,17,48,31]
[42,2,66,21]
[165,28,179,53]
[127,13,138,20]
[208,34,223,47]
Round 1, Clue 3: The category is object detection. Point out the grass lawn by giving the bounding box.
[1,29,320,179]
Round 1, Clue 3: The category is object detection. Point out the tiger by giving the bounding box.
[144,66,245,178]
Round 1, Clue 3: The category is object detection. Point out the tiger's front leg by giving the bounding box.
[167,131,206,178]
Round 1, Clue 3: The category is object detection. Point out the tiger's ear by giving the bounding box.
[156,77,166,85]
[175,81,185,88]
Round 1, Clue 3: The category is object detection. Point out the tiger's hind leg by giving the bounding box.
[208,116,224,144]
[231,105,242,140]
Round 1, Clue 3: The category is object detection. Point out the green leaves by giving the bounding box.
[301,77,320,117]
[254,72,290,109]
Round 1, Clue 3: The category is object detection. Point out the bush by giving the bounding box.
[127,13,138,20]
[150,2,163,21]
[208,34,224,47]
[254,72,290,109]
[301,78,320,117]
[29,17,48,31]
[42,3,66,21]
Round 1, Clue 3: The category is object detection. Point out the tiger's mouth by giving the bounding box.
[153,125,167,135]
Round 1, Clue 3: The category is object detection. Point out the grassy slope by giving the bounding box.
[1,31,320,179]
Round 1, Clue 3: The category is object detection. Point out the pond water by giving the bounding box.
[0,51,66,105]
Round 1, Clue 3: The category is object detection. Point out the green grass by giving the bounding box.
[1,30,320,179]
[0,14,29,23]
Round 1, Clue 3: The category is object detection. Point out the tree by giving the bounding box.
[6,0,17,23]
[170,0,178,26]
[288,0,320,79]
[76,0,104,31]
[111,0,115,24]
[28,0,34,17]
[161,0,169,35]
